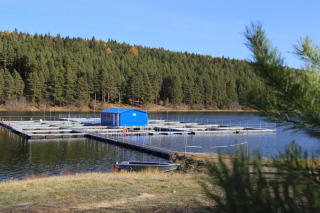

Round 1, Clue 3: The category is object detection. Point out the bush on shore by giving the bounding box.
[203,141,320,212]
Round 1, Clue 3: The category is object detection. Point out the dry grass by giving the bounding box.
[1,153,316,212]
[0,101,257,112]
[0,170,216,212]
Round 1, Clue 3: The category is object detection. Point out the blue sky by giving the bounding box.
[1,0,319,69]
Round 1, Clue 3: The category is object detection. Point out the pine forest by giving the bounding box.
[0,29,274,111]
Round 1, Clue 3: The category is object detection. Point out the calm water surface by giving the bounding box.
[146,112,320,158]
[1,111,320,182]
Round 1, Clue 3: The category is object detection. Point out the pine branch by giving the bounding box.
[244,22,320,128]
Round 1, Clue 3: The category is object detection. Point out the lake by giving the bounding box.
[1,111,319,182]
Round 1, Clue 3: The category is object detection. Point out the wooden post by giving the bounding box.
[184,138,187,170]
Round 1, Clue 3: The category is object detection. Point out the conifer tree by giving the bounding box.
[100,66,109,105]
[48,67,62,106]
[202,74,213,107]
[27,71,40,104]
[168,75,183,105]
[227,74,238,104]
[77,76,89,109]
[3,68,14,101]
[141,70,152,105]
[181,75,188,104]
[12,69,24,98]
[187,77,196,108]
[64,66,76,105]
[215,71,227,108]
[0,68,4,102]
[130,73,138,107]
[150,71,162,105]
[195,76,204,104]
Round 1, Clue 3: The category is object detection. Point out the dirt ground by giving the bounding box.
[0,101,256,112]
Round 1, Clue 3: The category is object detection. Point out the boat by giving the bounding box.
[112,161,180,172]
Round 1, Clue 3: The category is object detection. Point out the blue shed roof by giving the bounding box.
[100,108,149,114]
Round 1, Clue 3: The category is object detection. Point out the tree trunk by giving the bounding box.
[132,94,134,107]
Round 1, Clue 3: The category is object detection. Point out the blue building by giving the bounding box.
[100,108,149,126]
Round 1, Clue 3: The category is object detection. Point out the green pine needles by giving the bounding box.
[202,22,320,212]
[203,142,320,212]
[244,22,320,130]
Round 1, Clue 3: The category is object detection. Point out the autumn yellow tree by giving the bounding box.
[129,46,138,56]
[106,47,112,54]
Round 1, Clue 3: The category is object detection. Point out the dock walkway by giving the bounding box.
[0,118,277,159]
[0,121,31,136]
[60,126,176,157]
[0,121,175,158]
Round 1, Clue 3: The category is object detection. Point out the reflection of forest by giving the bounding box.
[0,136,162,182]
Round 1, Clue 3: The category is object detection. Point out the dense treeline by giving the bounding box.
[0,29,268,110]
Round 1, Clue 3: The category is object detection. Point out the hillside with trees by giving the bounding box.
[0,29,271,111]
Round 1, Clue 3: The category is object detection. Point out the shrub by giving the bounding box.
[158,100,164,106]
[210,101,218,110]
[203,141,320,212]
[228,102,241,110]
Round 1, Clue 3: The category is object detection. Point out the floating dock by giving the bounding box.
[0,121,176,158]
[0,118,276,159]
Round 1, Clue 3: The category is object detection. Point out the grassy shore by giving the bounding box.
[0,153,220,212]
[0,153,236,212]
[0,170,216,212]
[1,152,312,212]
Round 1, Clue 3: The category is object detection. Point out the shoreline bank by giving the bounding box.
[0,102,257,113]
[0,108,258,113]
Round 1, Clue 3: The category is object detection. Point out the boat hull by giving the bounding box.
[113,161,180,172]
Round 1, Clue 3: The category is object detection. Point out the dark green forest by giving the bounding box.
[0,29,270,110]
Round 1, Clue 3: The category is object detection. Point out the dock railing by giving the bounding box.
[0,114,276,131]
[148,115,276,131]
[0,113,100,122]
[59,114,100,122]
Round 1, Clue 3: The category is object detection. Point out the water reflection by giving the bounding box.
[0,128,164,182]
[1,111,320,182]
[127,133,279,158]
[136,112,320,159]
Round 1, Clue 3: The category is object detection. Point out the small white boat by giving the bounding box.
[113,161,180,172]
